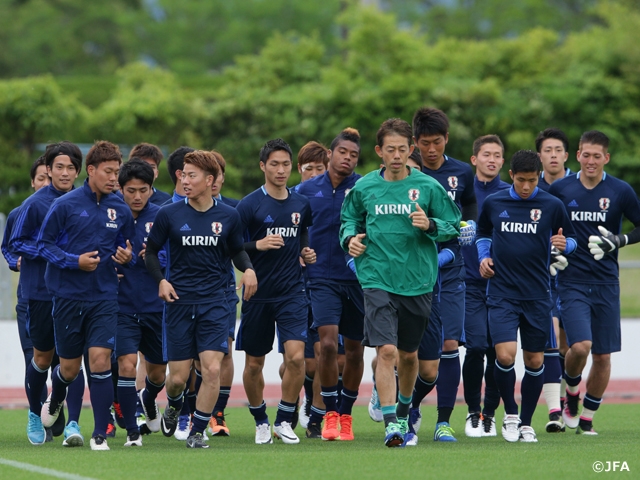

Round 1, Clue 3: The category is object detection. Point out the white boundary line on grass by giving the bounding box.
[0,458,98,480]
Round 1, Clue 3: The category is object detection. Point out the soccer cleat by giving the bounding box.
[90,435,110,451]
[208,410,230,436]
[434,422,457,442]
[368,386,383,422]
[384,422,404,447]
[403,432,418,446]
[62,421,84,447]
[124,431,143,447]
[255,423,273,444]
[186,432,209,449]
[562,392,580,429]
[545,411,565,433]
[291,397,300,430]
[51,404,66,437]
[321,411,340,441]
[519,425,538,443]
[298,396,311,430]
[577,420,598,436]
[409,407,422,433]
[138,390,161,433]
[106,422,116,438]
[465,412,482,438]
[112,402,126,429]
[501,415,521,442]
[273,422,300,444]
[41,393,65,428]
[45,428,53,443]
[174,414,191,441]
[161,406,181,437]
[482,415,496,437]
[27,411,46,445]
[339,414,354,441]
[305,421,322,439]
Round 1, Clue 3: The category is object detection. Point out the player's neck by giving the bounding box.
[263,182,289,200]
[476,172,498,183]
[189,192,214,212]
[543,169,564,184]
[579,170,604,189]
[328,169,349,189]
[422,155,445,171]
[383,166,409,182]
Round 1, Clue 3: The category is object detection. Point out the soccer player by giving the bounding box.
[145,150,257,449]
[460,135,510,438]
[535,127,572,433]
[549,130,640,435]
[236,139,314,445]
[297,128,366,441]
[476,149,576,443]
[410,107,477,442]
[115,159,168,447]
[166,146,195,204]
[129,143,171,205]
[340,117,460,447]
[10,143,88,447]
[37,140,135,451]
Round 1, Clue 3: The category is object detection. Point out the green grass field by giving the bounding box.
[0,404,638,479]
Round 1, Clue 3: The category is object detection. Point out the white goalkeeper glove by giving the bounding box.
[549,246,568,276]
[459,220,476,246]
[588,225,626,261]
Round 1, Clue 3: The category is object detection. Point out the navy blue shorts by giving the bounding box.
[27,300,55,352]
[436,266,466,343]
[418,299,443,361]
[163,300,231,362]
[225,288,239,340]
[557,282,621,354]
[309,281,365,341]
[463,284,489,352]
[52,298,118,359]
[116,312,166,365]
[237,294,308,358]
[548,316,558,350]
[17,297,32,352]
[487,296,552,353]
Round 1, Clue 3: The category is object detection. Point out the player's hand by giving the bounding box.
[409,204,430,231]
[458,220,476,246]
[139,243,146,261]
[300,247,316,265]
[549,246,568,276]
[159,279,179,302]
[17,256,21,271]
[348,233,367,258]
[112,239,133,265]
[551,227,566,252]
[479,258,495,278]
[257,234,285,251]
[588,225,621,260]
[238,269,258,301]
[79,251,100,271]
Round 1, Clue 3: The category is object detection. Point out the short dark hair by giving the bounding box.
[473,134,504,157]
[408,148,423,169]
[184,150,220,180]
[376,118,412,147]
[579,130,609,151]
[330,128,360,151]
[167,146,194,185]
[44,141,82,172]
[412,107,449,140]
[30,155,47,181]
[129,143,163,165]
[511,150,542,174]
[118,158,155,188]
[298,141,329,167]
[85,141,122,173]
[535,128,569,153]
[210,150,226,174]
[259,138,293,164]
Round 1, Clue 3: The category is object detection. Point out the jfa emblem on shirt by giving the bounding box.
[344,188,351,196]
[408,189,420,201]
[448,176,458,190]
[107,208,117,221]
[599,198,610,211]
[212,222,223,235]
[291,212,300,225]
[145,222,153,233]
[530,209,542,223]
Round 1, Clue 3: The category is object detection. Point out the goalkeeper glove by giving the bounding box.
[588,225,626,261]
[549,246,568,276]
[459,220,476,246]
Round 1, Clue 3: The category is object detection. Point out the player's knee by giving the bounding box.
[118,362,136,378]
[591,353,611,369]
[285,354,305,373]
[570,341,591,359]
[397,350,418,368]
[244,356,264,377]
[200,364,221,385]
[320,339,338,357]
[377,345,397,365]
[495,351,516,367]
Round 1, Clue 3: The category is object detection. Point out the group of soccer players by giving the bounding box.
[2,105,639,450]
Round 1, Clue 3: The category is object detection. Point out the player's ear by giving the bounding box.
[374,145,383,159]
[409,144,415,156]
[260,161,266,173]
[508,169,514,181]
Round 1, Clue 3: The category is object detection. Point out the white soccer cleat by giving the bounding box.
[174,414,191,441]
[481,415,497,437]
[465,413,482,438]
[409,407,422,434]
[403,432,418,446]
[519,425,538,443]
[255,423,273,444]
[124,432,143,447]
[90,435,110,451]
[368,386,383,422]
[138,389,161,433]
[501,414,521,442]
[273,422,300,444]
[298,396,310,430]
[41,393,64,428]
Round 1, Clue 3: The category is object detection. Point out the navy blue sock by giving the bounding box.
[520,364,544,426]
[89,370,114,438]
[249,401,269,425]
[111,360,119,403]
[167,391,184,412]
[413,373,437,408]
[187,391,197,414]
[51,364,72,407]
[321,385,338,413]
[143,377,164,405]
[483,347,500,416]
[26,359,49,415]
[493,360,518,415]
[117,375,138,433]
[190,409,209,436]
[308,405,325,425]
[303,374,314,402]
[543,351,562,384]
[437,350,460,411]
[275,399,296,425]
[338,388,358,416]
[213,386,231,413]
[462,349,485,413]
[336,376,343,408]
[66,368,85,424]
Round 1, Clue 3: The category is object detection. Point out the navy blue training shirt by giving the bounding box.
[218,194,240,291]
[476,186,576,300]
[149,187,171,206]
[236,186,312,301]
[549,172,640,284]
[538,168,571,192]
